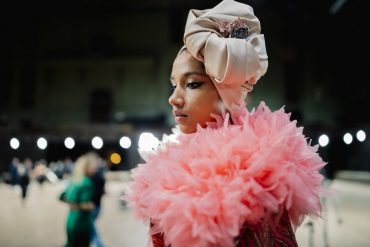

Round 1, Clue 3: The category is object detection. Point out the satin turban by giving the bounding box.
[183,0,268,111]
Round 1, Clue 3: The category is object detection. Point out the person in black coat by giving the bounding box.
[18,158,32,200]
[90,159,106,247]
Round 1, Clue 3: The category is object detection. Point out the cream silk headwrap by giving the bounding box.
[183,0,268,111]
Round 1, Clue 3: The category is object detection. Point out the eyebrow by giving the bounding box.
[170,72,208,81]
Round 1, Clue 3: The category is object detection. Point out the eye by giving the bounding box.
[170,85,176,92]
[187,82,203,89]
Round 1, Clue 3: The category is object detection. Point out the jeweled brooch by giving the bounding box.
[219,18,249,39]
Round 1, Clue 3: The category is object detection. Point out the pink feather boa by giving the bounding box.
[127,102,326,247]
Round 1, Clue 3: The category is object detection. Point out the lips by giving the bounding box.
[173,110,188,118]
[173,110,188,123]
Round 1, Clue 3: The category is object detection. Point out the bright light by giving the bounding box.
[10,138,20,150]
[343,133,353,145]
[119,136,132,149]
[110,153,122,165]
[37,137,48,150]
[318,134,329,147]
[91,136,103,149]
[64,137,75,149]
[138,132,159,151]
[356,130,366,142]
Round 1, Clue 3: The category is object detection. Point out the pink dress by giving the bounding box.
[151,211,297,247]
[128,103,325,247]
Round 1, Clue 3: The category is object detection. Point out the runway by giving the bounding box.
[0,176,369,247]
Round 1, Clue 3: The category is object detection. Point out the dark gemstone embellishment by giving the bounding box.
[230,27,249,39]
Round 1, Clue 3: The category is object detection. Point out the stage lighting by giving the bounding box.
[92,136,103,149]
[37,137,48,150]
[110,153,122,165]
[138,132,159,151]
[356,130,366,142]
[64,137,75,149]
[119,136,132,149]
[343,133,353,145]
[318,134,329,147]
[10,138,20,150]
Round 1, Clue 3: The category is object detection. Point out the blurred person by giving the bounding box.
[60,152,99,247]
[63,157,74,178]
[9,157,20,187]
[18,158,32,201]
[90,157,106,247]
[34,160,47,186]
[51,160,65,179]
[50,161,62,179]
[127,1,327,247]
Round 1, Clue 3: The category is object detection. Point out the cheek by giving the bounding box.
[201,91,223,115]
[188,90,222,122]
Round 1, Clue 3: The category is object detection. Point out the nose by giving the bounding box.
[168,87,184,108]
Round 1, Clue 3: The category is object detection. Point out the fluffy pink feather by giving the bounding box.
[127,102,326,247]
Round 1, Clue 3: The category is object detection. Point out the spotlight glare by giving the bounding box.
[343,133,353,145]
[318,134,329,147]
[64,137,75,149]
[92,136,103,149]
[10,138,20,150]
[138,132,159,151]
[37,137,48,150]
[119,136,132,149]
[110,153,122,165]
[356,130,366,142]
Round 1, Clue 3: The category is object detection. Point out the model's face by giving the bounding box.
[169,50,223,134]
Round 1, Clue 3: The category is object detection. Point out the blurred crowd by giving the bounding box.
[6,157,72,189]
[3,154,107,247]
[5,156,108,187]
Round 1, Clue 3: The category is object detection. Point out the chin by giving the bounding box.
[179,124,196,134]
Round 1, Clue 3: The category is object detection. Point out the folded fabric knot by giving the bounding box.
[183,0,268,111]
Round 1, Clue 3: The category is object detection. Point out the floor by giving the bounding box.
[0,178,369,247]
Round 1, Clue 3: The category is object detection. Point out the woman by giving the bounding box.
[61,153,98,247]
[128,1,325,246]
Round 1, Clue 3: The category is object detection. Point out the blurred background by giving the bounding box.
[0,0,369,246]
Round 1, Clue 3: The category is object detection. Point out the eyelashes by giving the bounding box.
[186,82,203,89]
[170,81,204,92]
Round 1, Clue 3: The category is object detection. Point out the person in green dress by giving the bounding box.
[60,153,99,247]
